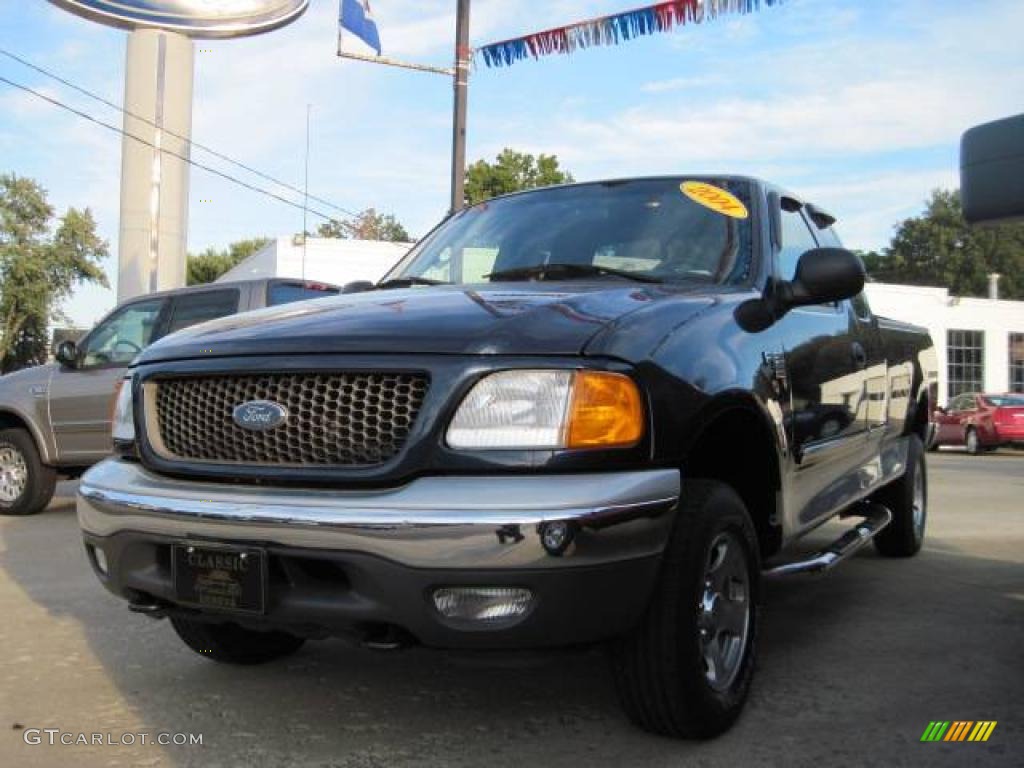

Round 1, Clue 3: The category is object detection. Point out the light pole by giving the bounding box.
[450,0,471,213]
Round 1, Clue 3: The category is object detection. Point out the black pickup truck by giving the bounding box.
[77,176,937,738]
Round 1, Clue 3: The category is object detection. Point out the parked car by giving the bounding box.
[0,278,339,515]
[76,177,936,738]
[933,392,1024,453]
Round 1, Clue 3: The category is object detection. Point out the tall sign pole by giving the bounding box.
[47,0,309,302]
[450,0,471,213]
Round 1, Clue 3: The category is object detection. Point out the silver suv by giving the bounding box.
[0,278,338,515]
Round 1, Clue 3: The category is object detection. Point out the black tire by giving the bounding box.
[610,480,761,739]
[170,617,305,665]
[873,435,926,558]
[964,427,980,456]
[0,428,57,516]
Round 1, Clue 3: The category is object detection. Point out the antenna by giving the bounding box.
[302,103,311,281]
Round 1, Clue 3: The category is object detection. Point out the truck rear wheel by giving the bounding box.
[170,618,305,665]
[873,435,926,557]
[0,428,56,516]
[610,480,760,738]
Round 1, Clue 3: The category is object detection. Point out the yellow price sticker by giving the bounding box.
[680,181,749,220]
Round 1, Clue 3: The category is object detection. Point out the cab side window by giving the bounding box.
[778,210,818,282]
[79,299,165,368]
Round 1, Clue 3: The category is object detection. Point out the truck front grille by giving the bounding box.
[147,372,429,467]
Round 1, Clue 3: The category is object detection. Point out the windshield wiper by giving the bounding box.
[485,263,663,284]
[376,276,451,289]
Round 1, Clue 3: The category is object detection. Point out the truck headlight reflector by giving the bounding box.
[111,377,135,442]
[446,370,643,450]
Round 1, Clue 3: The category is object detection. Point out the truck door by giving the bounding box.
[816,226,888,440]
[775,206,869,530]
[48,298,168,464]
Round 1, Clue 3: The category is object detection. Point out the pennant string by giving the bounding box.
[475,0,783,68]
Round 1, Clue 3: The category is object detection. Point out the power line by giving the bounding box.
[0,47,361,224]
[0,73,353,229]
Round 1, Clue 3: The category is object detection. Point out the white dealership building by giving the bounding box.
[865,282,1024,405]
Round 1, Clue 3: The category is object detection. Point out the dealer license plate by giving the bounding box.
[172,543,266,615]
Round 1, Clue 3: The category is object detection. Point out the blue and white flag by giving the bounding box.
[340,0,382,55]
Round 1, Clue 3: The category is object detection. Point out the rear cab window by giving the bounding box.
[164,289,240,335]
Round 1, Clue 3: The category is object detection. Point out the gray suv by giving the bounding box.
[0,278,338,515]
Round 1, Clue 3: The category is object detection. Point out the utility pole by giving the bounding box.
[450,0,471,213]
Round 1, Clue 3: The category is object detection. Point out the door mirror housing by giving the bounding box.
[55,340,79,368]
[779,247,865,310]
[961,113,1024,225]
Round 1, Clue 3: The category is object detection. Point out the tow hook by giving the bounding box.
[127,591,169,619]
[358,623,414,651]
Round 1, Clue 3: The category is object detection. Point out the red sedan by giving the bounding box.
[933,393,1024,454]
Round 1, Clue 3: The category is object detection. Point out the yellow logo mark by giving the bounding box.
[681,181,749,220]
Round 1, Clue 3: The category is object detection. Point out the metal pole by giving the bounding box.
[302,103,311,281]
[450,0,471,213]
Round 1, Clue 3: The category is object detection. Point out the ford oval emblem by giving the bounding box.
[232,400,288,431]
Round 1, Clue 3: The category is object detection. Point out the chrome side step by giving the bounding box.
[764,503,893,576]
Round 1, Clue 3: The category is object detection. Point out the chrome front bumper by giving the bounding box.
[78,460,680,570]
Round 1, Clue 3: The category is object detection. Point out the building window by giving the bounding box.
[947,329,984,399]
[1010,333,1024,393]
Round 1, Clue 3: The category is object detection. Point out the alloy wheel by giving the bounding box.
[0,445,28,504]
[696,531,751,692]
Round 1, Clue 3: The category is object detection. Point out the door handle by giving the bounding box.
[851,342,867,369]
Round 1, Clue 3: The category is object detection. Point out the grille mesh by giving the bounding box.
[152,372,429,467]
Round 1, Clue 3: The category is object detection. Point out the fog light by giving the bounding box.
[91,545,108,575]
[539,520,574,556]
[432,587,533,622]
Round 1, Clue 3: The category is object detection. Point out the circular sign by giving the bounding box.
[680,181,750,220]
[47,0,309,38]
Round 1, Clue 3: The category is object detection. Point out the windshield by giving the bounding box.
[389,178,755,285]
[984,394,1024,407]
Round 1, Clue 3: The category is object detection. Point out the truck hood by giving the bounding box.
[137,282,717,363]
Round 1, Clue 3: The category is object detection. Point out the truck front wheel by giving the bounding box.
[0,428,56,516]
[170,618,305,665]
[611,480,761,738]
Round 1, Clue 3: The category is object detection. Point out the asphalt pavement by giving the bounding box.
[1,449,1021,767]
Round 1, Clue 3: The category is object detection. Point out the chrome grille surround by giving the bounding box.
[146,372,429,467]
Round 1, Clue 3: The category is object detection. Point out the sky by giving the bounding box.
[1,0,1023,327]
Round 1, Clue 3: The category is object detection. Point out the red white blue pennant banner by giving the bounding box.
[476,0,784,68]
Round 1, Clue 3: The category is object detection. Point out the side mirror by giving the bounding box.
[933,405,947,416]
[55,340,78,367]
[780,248,865,309]
[961,113,1024,225]
[342,280,375,294]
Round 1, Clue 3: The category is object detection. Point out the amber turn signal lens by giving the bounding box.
[566,371,644,449]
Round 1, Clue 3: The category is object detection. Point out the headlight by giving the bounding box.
[447,370,644,450]
[111,377,135,442]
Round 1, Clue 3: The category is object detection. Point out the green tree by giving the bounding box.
[0,174,108,373]
[871,189,1024,299]
[186,237,270,285]
[464,149,575,205]
[316,208,410,242]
